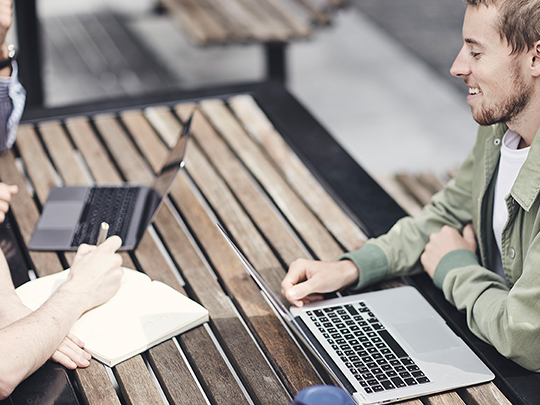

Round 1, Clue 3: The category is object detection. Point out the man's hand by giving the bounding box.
[281,259,359,307]
[0,0,12,49]
[61,236,124,312]
[421,223,477,278]
[0,182,17,223]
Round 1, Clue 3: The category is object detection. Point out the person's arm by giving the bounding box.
[0,237,123,399]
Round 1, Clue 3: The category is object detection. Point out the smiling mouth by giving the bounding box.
[469,87,480,95]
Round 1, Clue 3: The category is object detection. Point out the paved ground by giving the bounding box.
[34,0,478,176]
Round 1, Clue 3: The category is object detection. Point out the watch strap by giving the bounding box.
[0,44,16,70]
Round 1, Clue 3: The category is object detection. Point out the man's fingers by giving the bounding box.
[463,223,476,246]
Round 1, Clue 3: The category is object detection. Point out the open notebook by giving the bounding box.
[16,268,209,367]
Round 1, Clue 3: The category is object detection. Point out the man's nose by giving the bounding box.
[450,46,471,78]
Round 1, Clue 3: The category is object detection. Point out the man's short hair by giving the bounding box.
[466,0,540,54]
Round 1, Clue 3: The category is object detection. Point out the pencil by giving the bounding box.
[97,222,109,245]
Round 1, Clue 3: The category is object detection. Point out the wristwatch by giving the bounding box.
[0,44,16,70]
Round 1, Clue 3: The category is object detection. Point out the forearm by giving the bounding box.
[442,259,540,371]
[0,288,85,398]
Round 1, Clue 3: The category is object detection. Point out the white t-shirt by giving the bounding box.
[492,130,530,280]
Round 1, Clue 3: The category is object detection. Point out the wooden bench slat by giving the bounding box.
[39,121,90,185]
[170,170,324,393]
[74,361,122,405]
[162,0,230,44]
[458,383,512,405]
[113,356,165,404]
[16,124,60,203]
[120,110,170,174]
[154,204,293,403]
[92,110,277,403]
[194,100,344,262]
[424,390,466,405]
[93,114,154,185]
[146,339,208,405]
[229,94,367,252]
[395,173,435,207]
[65,116,124,184]
[145,105,311,267]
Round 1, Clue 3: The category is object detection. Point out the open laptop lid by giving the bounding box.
[139,111,193,232]
[216,223,353,393]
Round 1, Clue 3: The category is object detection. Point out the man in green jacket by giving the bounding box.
[282,0,540,371]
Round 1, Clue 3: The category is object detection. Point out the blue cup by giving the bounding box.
[292,385,355,405]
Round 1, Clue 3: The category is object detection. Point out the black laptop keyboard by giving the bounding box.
[71,187,141,246]
[307,302,430,394]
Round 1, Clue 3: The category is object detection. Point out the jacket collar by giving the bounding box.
[511,126,540,211]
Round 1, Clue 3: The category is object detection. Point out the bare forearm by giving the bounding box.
[0,289,85,398]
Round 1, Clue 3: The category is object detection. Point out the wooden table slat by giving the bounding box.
[154,203,294,403]
[38,121,90,185]
[193,100,344,261]
[89,110,289,403]
[16,124,60,203]
[163,0,230,44]
[113,356,165,405]
[145,105,311,267]
[229,94,367,252]
[93,114,154,185]
[65,116,123,184]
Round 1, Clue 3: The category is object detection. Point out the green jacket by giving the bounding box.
[343,123,540,371]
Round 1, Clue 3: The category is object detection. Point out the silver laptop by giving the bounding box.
[28,113,193,251]
[217,224,494,405]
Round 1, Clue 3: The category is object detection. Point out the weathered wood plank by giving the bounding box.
[15,124,59,203]
[74,361,121,405]
[113,356,164,405]
[145,105,311,267]
[92,114,154,185]
[65,116,123,184]
[193,100,344,262]
[39,121,89,185]
[162,0,229,44]
[228,94,367,252]
[458,383,512,405]
[154,203,293,403]
[170,170,324,394]
[424,391,466,405]
[125,106,299,402]
[99,110,263,404]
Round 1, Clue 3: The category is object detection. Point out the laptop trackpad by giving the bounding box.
[393,317,461,354]
[40,202,83,229]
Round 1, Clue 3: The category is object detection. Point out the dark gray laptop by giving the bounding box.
[217,223,494,405]
[28,113,193,251]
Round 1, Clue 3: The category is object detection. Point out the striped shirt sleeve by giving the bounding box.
[0,61,26,154]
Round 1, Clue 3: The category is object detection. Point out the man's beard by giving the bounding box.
[472,64,533,126]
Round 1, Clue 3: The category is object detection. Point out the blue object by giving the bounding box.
[292,385,355,405]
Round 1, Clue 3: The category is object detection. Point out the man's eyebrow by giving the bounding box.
[465,38,483,47]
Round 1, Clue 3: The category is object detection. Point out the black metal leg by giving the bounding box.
[14,0,44,107]
[265,42,287,84]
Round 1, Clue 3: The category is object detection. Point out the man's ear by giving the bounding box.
[531,41,540,77]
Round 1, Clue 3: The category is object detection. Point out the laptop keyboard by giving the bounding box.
[71,187,141,246]
[307,302,430,394]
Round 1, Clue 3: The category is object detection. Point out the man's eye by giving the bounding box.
[470,52,481,58]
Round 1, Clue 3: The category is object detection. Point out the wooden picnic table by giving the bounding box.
[0,82,533,404]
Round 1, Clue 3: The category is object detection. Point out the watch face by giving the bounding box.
[7,44,15,59]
